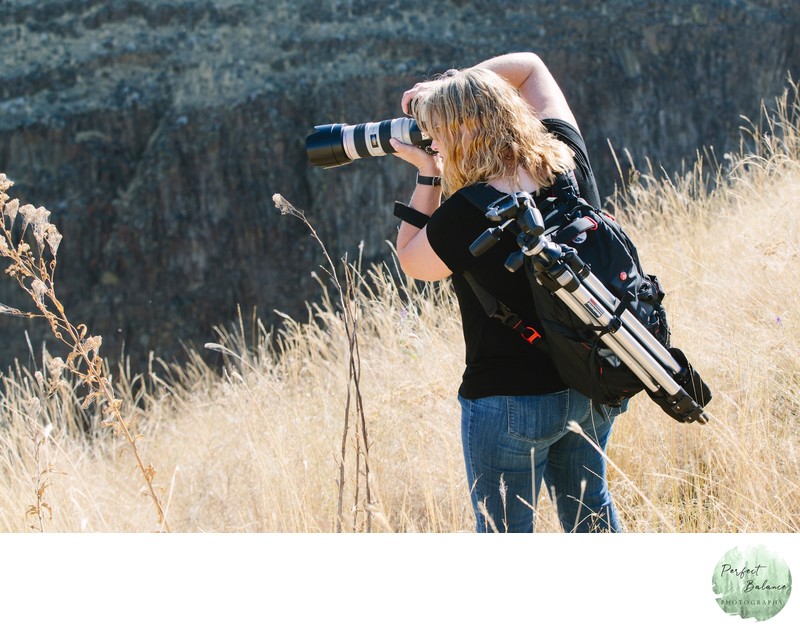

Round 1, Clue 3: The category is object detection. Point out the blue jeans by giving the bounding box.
[459,389,625,533]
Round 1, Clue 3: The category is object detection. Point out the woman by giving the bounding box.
[390,52,625,533]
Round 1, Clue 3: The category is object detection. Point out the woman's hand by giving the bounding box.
[401,81,436,116]
[389,138,442,175]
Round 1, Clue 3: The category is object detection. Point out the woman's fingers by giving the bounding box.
[389,139,440,172]
[401,82,434,115]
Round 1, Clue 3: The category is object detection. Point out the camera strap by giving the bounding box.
[393,201,430,229]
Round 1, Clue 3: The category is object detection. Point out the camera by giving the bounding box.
[306,117,432,168]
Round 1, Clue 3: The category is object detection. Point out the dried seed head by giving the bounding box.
[31,279,48,304]
[0,173,12,194]
[18,204,36,233]
[19,205,51,249]
[31,207,52,251]
[4,198,19,226]
[83,335,102,358]
[45,224,62,256]
[47,356,66,380]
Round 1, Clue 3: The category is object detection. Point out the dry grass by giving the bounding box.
[1,82,799,532]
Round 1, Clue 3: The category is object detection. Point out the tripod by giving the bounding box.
[469,191,710,424]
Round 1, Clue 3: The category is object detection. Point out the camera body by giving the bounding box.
[306,117,431,168]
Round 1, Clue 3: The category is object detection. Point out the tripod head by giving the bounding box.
[469,191,564,272]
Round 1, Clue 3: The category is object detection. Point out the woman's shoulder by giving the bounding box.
[540,118,584,142]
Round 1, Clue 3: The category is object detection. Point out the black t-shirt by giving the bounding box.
[426,119,599,399]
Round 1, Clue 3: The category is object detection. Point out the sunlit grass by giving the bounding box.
[1,81,799,532]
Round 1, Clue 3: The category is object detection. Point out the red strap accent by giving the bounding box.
[514,322,542,344]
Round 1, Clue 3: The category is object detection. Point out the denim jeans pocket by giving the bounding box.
[601,396,630,420]
[507,390,571,444]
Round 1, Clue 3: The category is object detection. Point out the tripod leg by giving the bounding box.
[579,271,679,373]
[554,287,665,393]
[542,260,687,398]
[549,273,709,422]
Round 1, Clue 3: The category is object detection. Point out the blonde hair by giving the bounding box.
[412,67,576,196]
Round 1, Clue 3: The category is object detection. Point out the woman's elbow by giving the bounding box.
[397,249,424,280]
[397,251,451,282]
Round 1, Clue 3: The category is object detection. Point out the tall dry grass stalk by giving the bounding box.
[268,193,375,532]
[0,81,798,532]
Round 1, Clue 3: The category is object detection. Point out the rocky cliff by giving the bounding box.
[1,0,798,370]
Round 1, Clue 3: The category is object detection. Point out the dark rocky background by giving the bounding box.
[1,0,798,372]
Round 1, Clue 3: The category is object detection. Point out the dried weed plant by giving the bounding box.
[271,193,374,532]
[24,401,56,532]
[0,174,170,531]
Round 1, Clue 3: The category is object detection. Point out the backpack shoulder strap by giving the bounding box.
[547,170,581,202]
[462,271,543,345]
[462,271,502,318]
[458,183,546,345]
[458,183,506,213]
[459,172,580,212]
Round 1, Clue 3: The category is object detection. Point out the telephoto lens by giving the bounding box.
[306,117,431,168]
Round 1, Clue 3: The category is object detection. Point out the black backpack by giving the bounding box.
[461,172,711,422]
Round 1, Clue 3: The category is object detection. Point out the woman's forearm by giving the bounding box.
[472,52,544,90]
[396,183,441,251]
[473,52,578,128]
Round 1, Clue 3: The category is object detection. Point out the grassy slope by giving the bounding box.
[1,86,799,533]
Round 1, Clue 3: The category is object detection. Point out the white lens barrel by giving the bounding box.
[342,125,360,162]
[341,118,419,161]
[394,118,414,145]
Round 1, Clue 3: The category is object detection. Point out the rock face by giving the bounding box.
[1,0,798,370]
